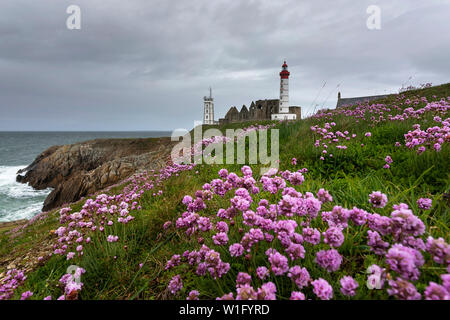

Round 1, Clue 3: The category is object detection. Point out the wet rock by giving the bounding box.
[17,137,175,211]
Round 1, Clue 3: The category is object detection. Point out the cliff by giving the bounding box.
[16,137,175,211]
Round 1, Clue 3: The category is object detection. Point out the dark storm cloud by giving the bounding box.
[0,0,449,130]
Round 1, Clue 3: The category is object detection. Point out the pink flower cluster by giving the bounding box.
[57,267,86,300]
[369,191,388,208]
[51,162,196,261]
[163,164,449,300]
[315,95,448,126]
[7,122,274,299]
[404,120,449,154]
[384,155,393,169]
[313,95,449,161]
[310,122,358,160]
[0,269,27,300]
[175,245,231,281]
[417,198,432,210]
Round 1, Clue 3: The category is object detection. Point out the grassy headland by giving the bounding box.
[1,83,449,300]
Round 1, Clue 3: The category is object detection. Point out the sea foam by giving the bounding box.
[0,166,52,222]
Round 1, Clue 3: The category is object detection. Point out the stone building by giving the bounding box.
[218,61,301,124]
[336,91,392,108]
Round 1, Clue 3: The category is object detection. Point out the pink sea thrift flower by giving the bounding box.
[390,204,425,239]
[417,146,426,154]
[216,293,234,300]
[317,188,333,203]
[302,227,321,245]
[256,266,269,280]
[321,206,350,228]
[312,278,333,300]
[288,266,311,289]
[323,227,345,248]
[182,195,193,205]
[315,249,342,272]
[236,272,252,288]
[417,198,432,210]
[241,165,253,177]
[165,254,181,270]
[340,276,359,297]
[256,282,277,300]
[229,243,244,257]
[434,143,441,151]
[20,291,33,300]
[349,207,368,226]
[441,274,450,292]
[212,232,229,246]
[385,244,424,281]
[267,250,289,275]
[236,284,257,300]
[425,237,449,264]
[424,282,449,300]
[168,275,183,295]
[369,191,388,208]
[216,221,229,233]
[288,172,304,185]
[107,235,119,243]
[290,291,306,300]
[367,230,389,255]
[387,278,421,300]
[187,290,199,300]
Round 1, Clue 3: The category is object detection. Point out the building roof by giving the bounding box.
[336,93,392,108]
[225,106,239,118]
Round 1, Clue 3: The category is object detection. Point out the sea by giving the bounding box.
[0,131,171,222]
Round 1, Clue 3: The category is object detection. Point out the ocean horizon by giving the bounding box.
[0,131,172,222]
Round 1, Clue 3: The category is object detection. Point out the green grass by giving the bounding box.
[2,83,449,300]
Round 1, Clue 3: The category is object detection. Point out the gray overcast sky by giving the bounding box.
[0,0,449,131]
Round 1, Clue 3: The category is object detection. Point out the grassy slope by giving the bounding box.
[1,83,449,300]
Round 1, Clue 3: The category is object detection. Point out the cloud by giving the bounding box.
[0,0,449,130]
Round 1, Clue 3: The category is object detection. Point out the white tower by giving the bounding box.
[203,87,215,125]
[271,61,297,120]
[279,61,290,113]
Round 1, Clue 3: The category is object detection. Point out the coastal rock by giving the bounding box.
[17,137,175,211]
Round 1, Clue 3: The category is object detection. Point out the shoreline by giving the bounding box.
[0,133,174,226]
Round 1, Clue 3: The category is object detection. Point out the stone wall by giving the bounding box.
[219,99,299,124]
[336,93,393,108]
[289,106,301,120]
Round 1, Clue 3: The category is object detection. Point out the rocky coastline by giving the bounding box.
[16,136,175,213]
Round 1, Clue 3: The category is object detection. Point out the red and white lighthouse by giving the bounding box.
[279,61,290,113]
[272,61,297,120]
